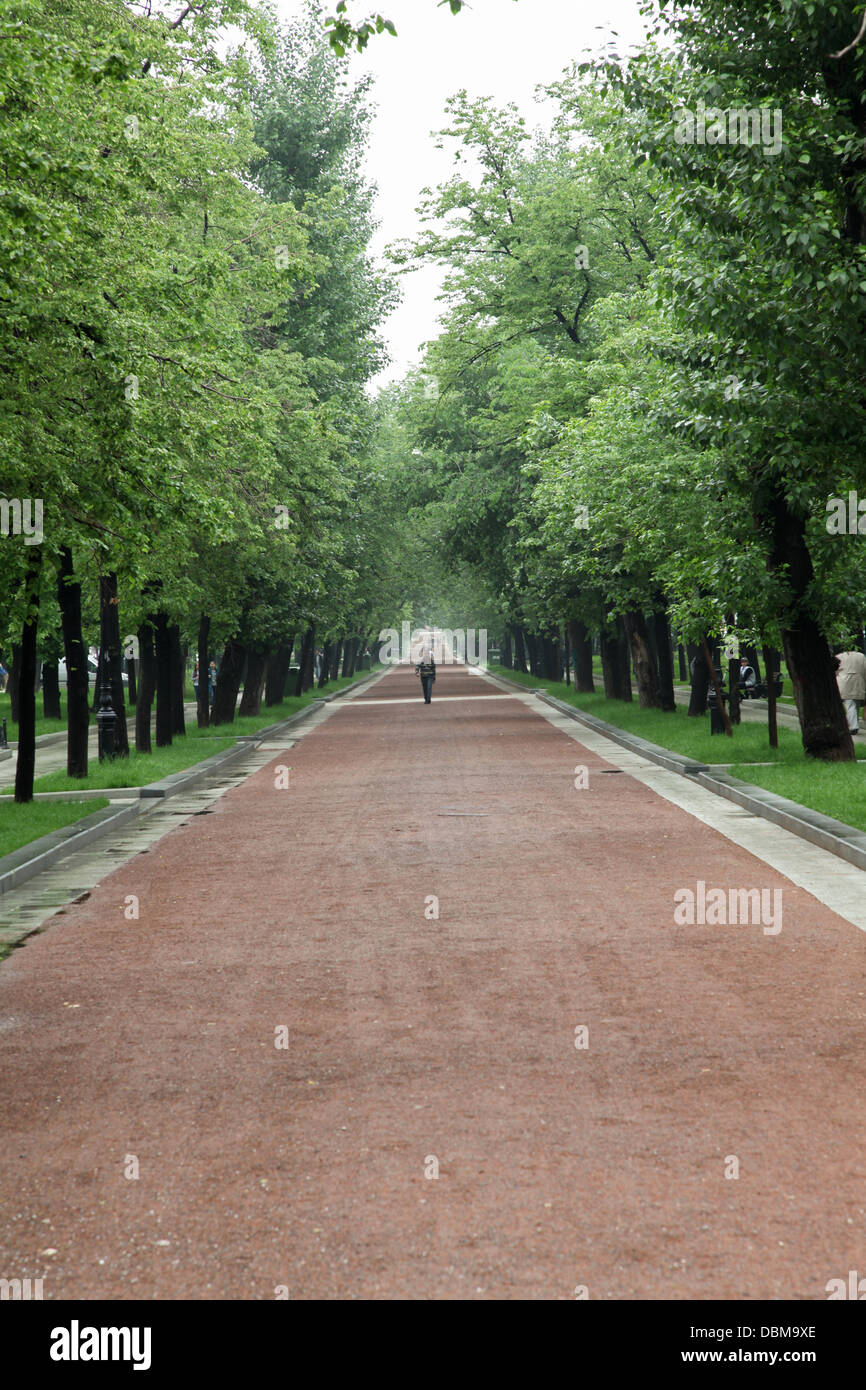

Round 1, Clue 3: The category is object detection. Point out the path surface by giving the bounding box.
[0,663,864,1300]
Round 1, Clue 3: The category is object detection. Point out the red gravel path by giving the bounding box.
[0,662,864,1300]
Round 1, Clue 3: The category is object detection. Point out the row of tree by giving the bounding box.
[1,0,419,800]
[377,0,866,760]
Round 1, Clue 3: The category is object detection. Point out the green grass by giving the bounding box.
[2,737,237,793]
[727,761,866,833]
[0,692,70,738]
[0,797,110,858]
[488,664,866,766]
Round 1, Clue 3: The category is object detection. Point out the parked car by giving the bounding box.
[57,655,127,687]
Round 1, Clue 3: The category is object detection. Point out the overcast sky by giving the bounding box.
[274,1,647,387]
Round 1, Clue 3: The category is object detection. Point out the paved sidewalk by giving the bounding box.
[0,663,863,1300]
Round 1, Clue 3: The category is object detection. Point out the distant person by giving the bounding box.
[0,659,6,693]
[835,645,866,734]
[415,646,436,704]
[737,656,756,695]
[208,660,217,710]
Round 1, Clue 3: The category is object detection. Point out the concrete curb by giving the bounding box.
[693,770,866,874]
[0,800,143,898]
[139,740,254,798]
[488,671,866,874]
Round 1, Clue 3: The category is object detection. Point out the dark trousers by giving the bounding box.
[421,675,434,703]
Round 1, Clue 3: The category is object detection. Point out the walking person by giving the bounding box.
[415,645,436,704]
[835,644,866,734]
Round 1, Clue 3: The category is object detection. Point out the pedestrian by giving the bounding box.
[834,644,866,734]
[415,644,436,704]
[737,655,756,696]
[0,659,6,693]
[193,660,199,700]
[208,660,217,711]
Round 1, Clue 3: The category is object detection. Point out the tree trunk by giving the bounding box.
[651,603,677,712]
[42,659,61,721]
[100,572,129,757]
[14,546,42,803]
[57,547,89,779]
[196,613,210,727]
[677,642,688,683]
[329,639,343,680]
[303,629,318,689]
[728,654,741,725]
[512,627,528,674]
[524,632,540,676]
[8,642,22,724]
[296,627,314,694]
[211,637,246,725]
[568,619,595,693]
[136,620,155,754]
[154,610,173,746]
[763,644,779,750]
[239,648,269,716]
[768,489,853,760]
[125,654,137,707]
[168,625,186,736]
[687,639,710,716]
[600,617,633,701]
[503,629,513,670]
[265,642,292,706]
[318,641,333,689]
[624,609,663,709]
[340,632,353,679]
[541,634,559,681]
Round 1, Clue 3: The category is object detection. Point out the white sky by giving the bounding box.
[273,0,648,387]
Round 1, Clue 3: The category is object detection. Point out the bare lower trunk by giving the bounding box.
[196,614,210,727]
[100,573,129,757]
[211,637,246,725]
[768,488,853,759]
[568,619,595,694]
[265,642,292,706]
[136,621,155,753]
[14,547,42,802]
[763,644,778,750]
[58,547,89,778]
[239,648,269,716]
[651,602,676,712]
[600,618,632,701]
[154,611,173,746]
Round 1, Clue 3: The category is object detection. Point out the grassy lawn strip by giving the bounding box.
[0,798,110,859]
[487,665,866,766]
[0,693,69,739]
[727,762,866,834]
[3,737,237,793]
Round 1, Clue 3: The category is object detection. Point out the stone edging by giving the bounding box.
[488,671,866,874]
[0,801,142,898]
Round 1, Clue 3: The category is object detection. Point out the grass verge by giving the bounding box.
[726,762,866,834]
[487,665,866,767]
[0,798,110,858]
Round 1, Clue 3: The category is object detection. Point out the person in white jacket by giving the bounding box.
[835,646,866,734]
